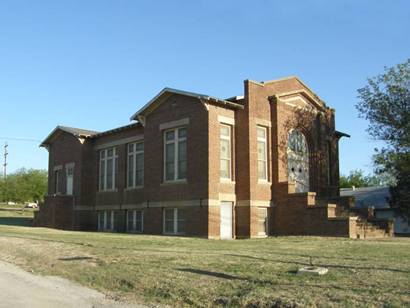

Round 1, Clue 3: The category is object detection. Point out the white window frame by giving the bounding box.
[163,208,185,235]
[99,147,118,191]
[257,126,268,181]
[98,211,115,232]
[65,163,74,195]
[127,142,144,188]
[220,124,232,180]
[126,210,143,233]
[163,127,187,182]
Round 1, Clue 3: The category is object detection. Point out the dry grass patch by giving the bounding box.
[0,224,408,307]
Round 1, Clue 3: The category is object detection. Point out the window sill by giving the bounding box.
[257,180,271,185]
[161,179,187,186]
[127,230,143,234]
[125,186,144,191]
[255,233,268,238]
[98,189,118,193]
[163,232,186,236]
[220,179,235,184]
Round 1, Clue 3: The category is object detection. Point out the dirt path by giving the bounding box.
[0,261,137,308]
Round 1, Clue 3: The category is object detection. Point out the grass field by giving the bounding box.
[0,211,409,307]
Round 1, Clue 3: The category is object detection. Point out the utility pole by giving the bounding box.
[3,142,8,179]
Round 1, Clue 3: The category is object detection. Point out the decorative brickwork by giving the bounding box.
[35,77,393,239]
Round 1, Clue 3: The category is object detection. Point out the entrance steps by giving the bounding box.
[275,182,393,238]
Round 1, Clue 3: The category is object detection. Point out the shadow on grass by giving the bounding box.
[58,256,93,261]
[0,217,33,227]
[177,268,246,280]
[224,253,410,274]
[176,267,407,296]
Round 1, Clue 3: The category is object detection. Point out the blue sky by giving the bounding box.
[0,0,409,175]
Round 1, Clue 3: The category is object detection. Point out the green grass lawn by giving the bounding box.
[0,214,409,307]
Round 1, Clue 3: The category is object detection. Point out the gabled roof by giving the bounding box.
[250,76,328,110]
[130,87,244,122]
[40,126,99,147]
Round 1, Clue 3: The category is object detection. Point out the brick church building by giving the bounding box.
[34,76,393,239]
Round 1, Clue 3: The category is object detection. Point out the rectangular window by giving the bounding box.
[163,208,185,235]
[220,124,232,180]
[98,211,115,232]
[54,170,60,194]
[164,127,187,181]
[258,207,268,236]
[127,142,144,188]
[66,164,74,195]
[327,141,332,185]
[99,147,118,191]
[257,126,268,181]
[127,210,143,233]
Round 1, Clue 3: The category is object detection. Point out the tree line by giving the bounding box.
[339,169,395,189]
[0,169,47,204]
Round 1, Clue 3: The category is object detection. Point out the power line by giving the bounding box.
[0,136,41,143]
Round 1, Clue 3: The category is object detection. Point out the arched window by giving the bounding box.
[288,129,308,154]
[287,130,309,193]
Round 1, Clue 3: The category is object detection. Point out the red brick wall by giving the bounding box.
[40,77,347,239]
[47,132,83,196]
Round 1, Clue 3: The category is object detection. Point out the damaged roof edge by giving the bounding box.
[335,130,351,138]
[130,87,244,121]
[40,126,99,147]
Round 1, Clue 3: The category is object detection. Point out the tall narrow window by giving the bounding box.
[327,141,332,185]
[164,127,187,181]
[54,170,60,194]
[220,124,232,180]
[99,147,118,191]
[127,142,144,188]
[66,164,74,195]
[257,126,268,181]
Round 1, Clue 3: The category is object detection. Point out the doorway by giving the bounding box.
[220,201,233,239]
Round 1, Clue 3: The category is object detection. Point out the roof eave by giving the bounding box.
[335,130,351,138]
[39,126,95,148]
[130,88,243,121]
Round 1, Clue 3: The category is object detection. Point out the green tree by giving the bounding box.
[340,169,395,188]
[0,169,48,203]
[356,59,410,217]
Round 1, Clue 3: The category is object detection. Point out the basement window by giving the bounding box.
[127,210,143,233]
[98,210,115,232]
[163,208,185,235]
